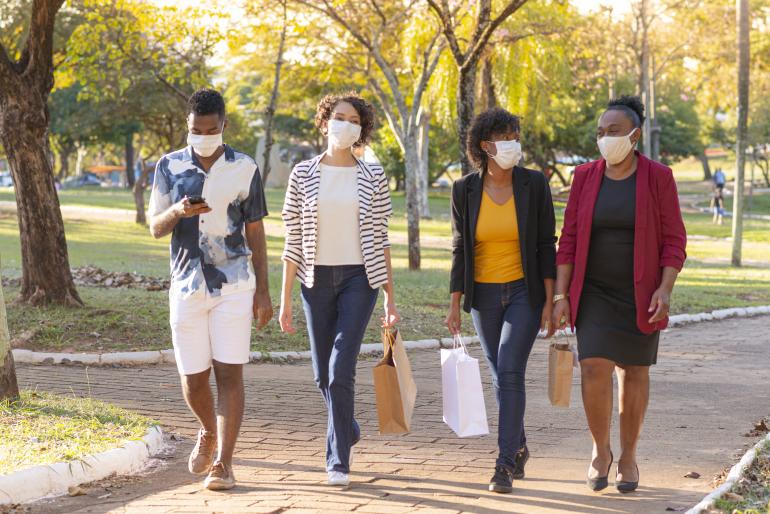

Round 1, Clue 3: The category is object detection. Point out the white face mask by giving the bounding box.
[597,129,638,165]
[486,139,522,169]
[327,119,362,150]
[188,132,223,158]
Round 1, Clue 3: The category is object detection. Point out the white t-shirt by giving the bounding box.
[315,164,365,266]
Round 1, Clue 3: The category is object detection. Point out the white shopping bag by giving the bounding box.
[441,335,490,437]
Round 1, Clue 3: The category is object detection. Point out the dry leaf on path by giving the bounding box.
[67,486,87,497]
[721,491,744,502]
[684,471,701,479]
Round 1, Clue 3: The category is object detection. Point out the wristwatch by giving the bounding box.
[553,293,569,303]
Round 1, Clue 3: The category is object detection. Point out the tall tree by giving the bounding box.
[295,0,445,270]
[732,0,750,267]
[428,0,528,176]
[0,0,82,306]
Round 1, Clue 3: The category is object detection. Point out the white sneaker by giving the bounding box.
[327,471,350,486]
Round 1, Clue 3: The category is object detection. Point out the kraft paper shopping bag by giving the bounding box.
[548,341,575,407]
[373,327,417,434]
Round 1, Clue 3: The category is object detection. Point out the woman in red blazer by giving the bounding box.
[552,96,686,494]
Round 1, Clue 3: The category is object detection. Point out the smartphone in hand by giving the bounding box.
[187,195,206,205]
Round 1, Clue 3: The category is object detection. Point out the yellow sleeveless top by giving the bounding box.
[474,191,524,283]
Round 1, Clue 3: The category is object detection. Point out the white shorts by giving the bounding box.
[169,287,254,375]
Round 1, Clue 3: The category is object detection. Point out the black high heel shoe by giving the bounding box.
[586,452,613,492]
[616,463,639,493]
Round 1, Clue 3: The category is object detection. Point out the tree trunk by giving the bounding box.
[75,144,86,176]
[640,0,652,158]
[756,156,770,187]
[133,158,150,225]
[458,67,478,176]
[0,266,19,402]
[698,151,712,180]
[403,135,421,270]
[125,131,135,188]
[417,109,431,219]
[0,81,82,306]
[58,143,73,179]
[732,0,750,267]
[261,0,288,185]
[480,55,497,110]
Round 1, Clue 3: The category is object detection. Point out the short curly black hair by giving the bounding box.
[188,88,225,119]
[466,108,521,170]
[606,95,645,128]
[315,92,376,148]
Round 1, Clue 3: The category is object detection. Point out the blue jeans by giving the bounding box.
[471,279,543,469]
[301,265,379,473]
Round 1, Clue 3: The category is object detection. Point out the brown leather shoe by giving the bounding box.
[204,461,236,491]
[188,429,217,475]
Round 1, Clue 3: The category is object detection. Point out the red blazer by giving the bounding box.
[556,152,687,334]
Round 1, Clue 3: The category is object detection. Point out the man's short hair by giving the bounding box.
[188,88,225,119]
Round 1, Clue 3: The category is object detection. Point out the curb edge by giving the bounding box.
[686,431,770,514]
[0,425,164,505]
[12,305,770,366]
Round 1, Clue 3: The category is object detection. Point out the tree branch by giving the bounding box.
[295,0,374,51]
[426,0,465,65]
[468,0,492,55]
[463,0,527,71]
[22,0,65,88]
[369,0,388,25]
[367,75,405,148]
[410,30,445,134]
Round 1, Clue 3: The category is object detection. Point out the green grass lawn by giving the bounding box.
[1,185,769,353]
[0,187,150,211]
[0,391,155,474]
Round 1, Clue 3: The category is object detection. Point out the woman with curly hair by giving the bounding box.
[279,92,400,487]
[446,108,557,494]
[552,96,686,493]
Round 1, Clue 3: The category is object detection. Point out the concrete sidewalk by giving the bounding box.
[17,315,770,514]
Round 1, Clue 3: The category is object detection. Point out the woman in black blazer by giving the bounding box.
[446,108,557,494]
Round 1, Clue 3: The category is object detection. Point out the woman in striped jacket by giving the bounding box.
[279,92,400,487]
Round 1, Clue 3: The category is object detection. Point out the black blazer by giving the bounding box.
[450,167,557,313]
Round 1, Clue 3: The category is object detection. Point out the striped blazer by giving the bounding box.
[281,153,393,289]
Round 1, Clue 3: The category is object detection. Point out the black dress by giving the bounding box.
[575,172,660,366]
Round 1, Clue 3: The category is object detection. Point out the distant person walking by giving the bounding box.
[279,92,400,487]
[148,88,273,491]
[713,188,726,225]
[552,96,687,494]
[713,167,726,192]
[712,167,727,224]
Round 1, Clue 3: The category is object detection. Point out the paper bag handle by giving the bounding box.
[382,326,398,351]
[453,333,469,354]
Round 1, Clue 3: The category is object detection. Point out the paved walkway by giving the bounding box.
[16,315,770,514]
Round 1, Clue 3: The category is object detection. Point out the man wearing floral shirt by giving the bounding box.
[149,88,272,490]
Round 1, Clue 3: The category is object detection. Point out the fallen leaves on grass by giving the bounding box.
[71,266,169,291]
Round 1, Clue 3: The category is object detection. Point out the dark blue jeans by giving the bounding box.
[301,265,379,473]
[471,279,543,469]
